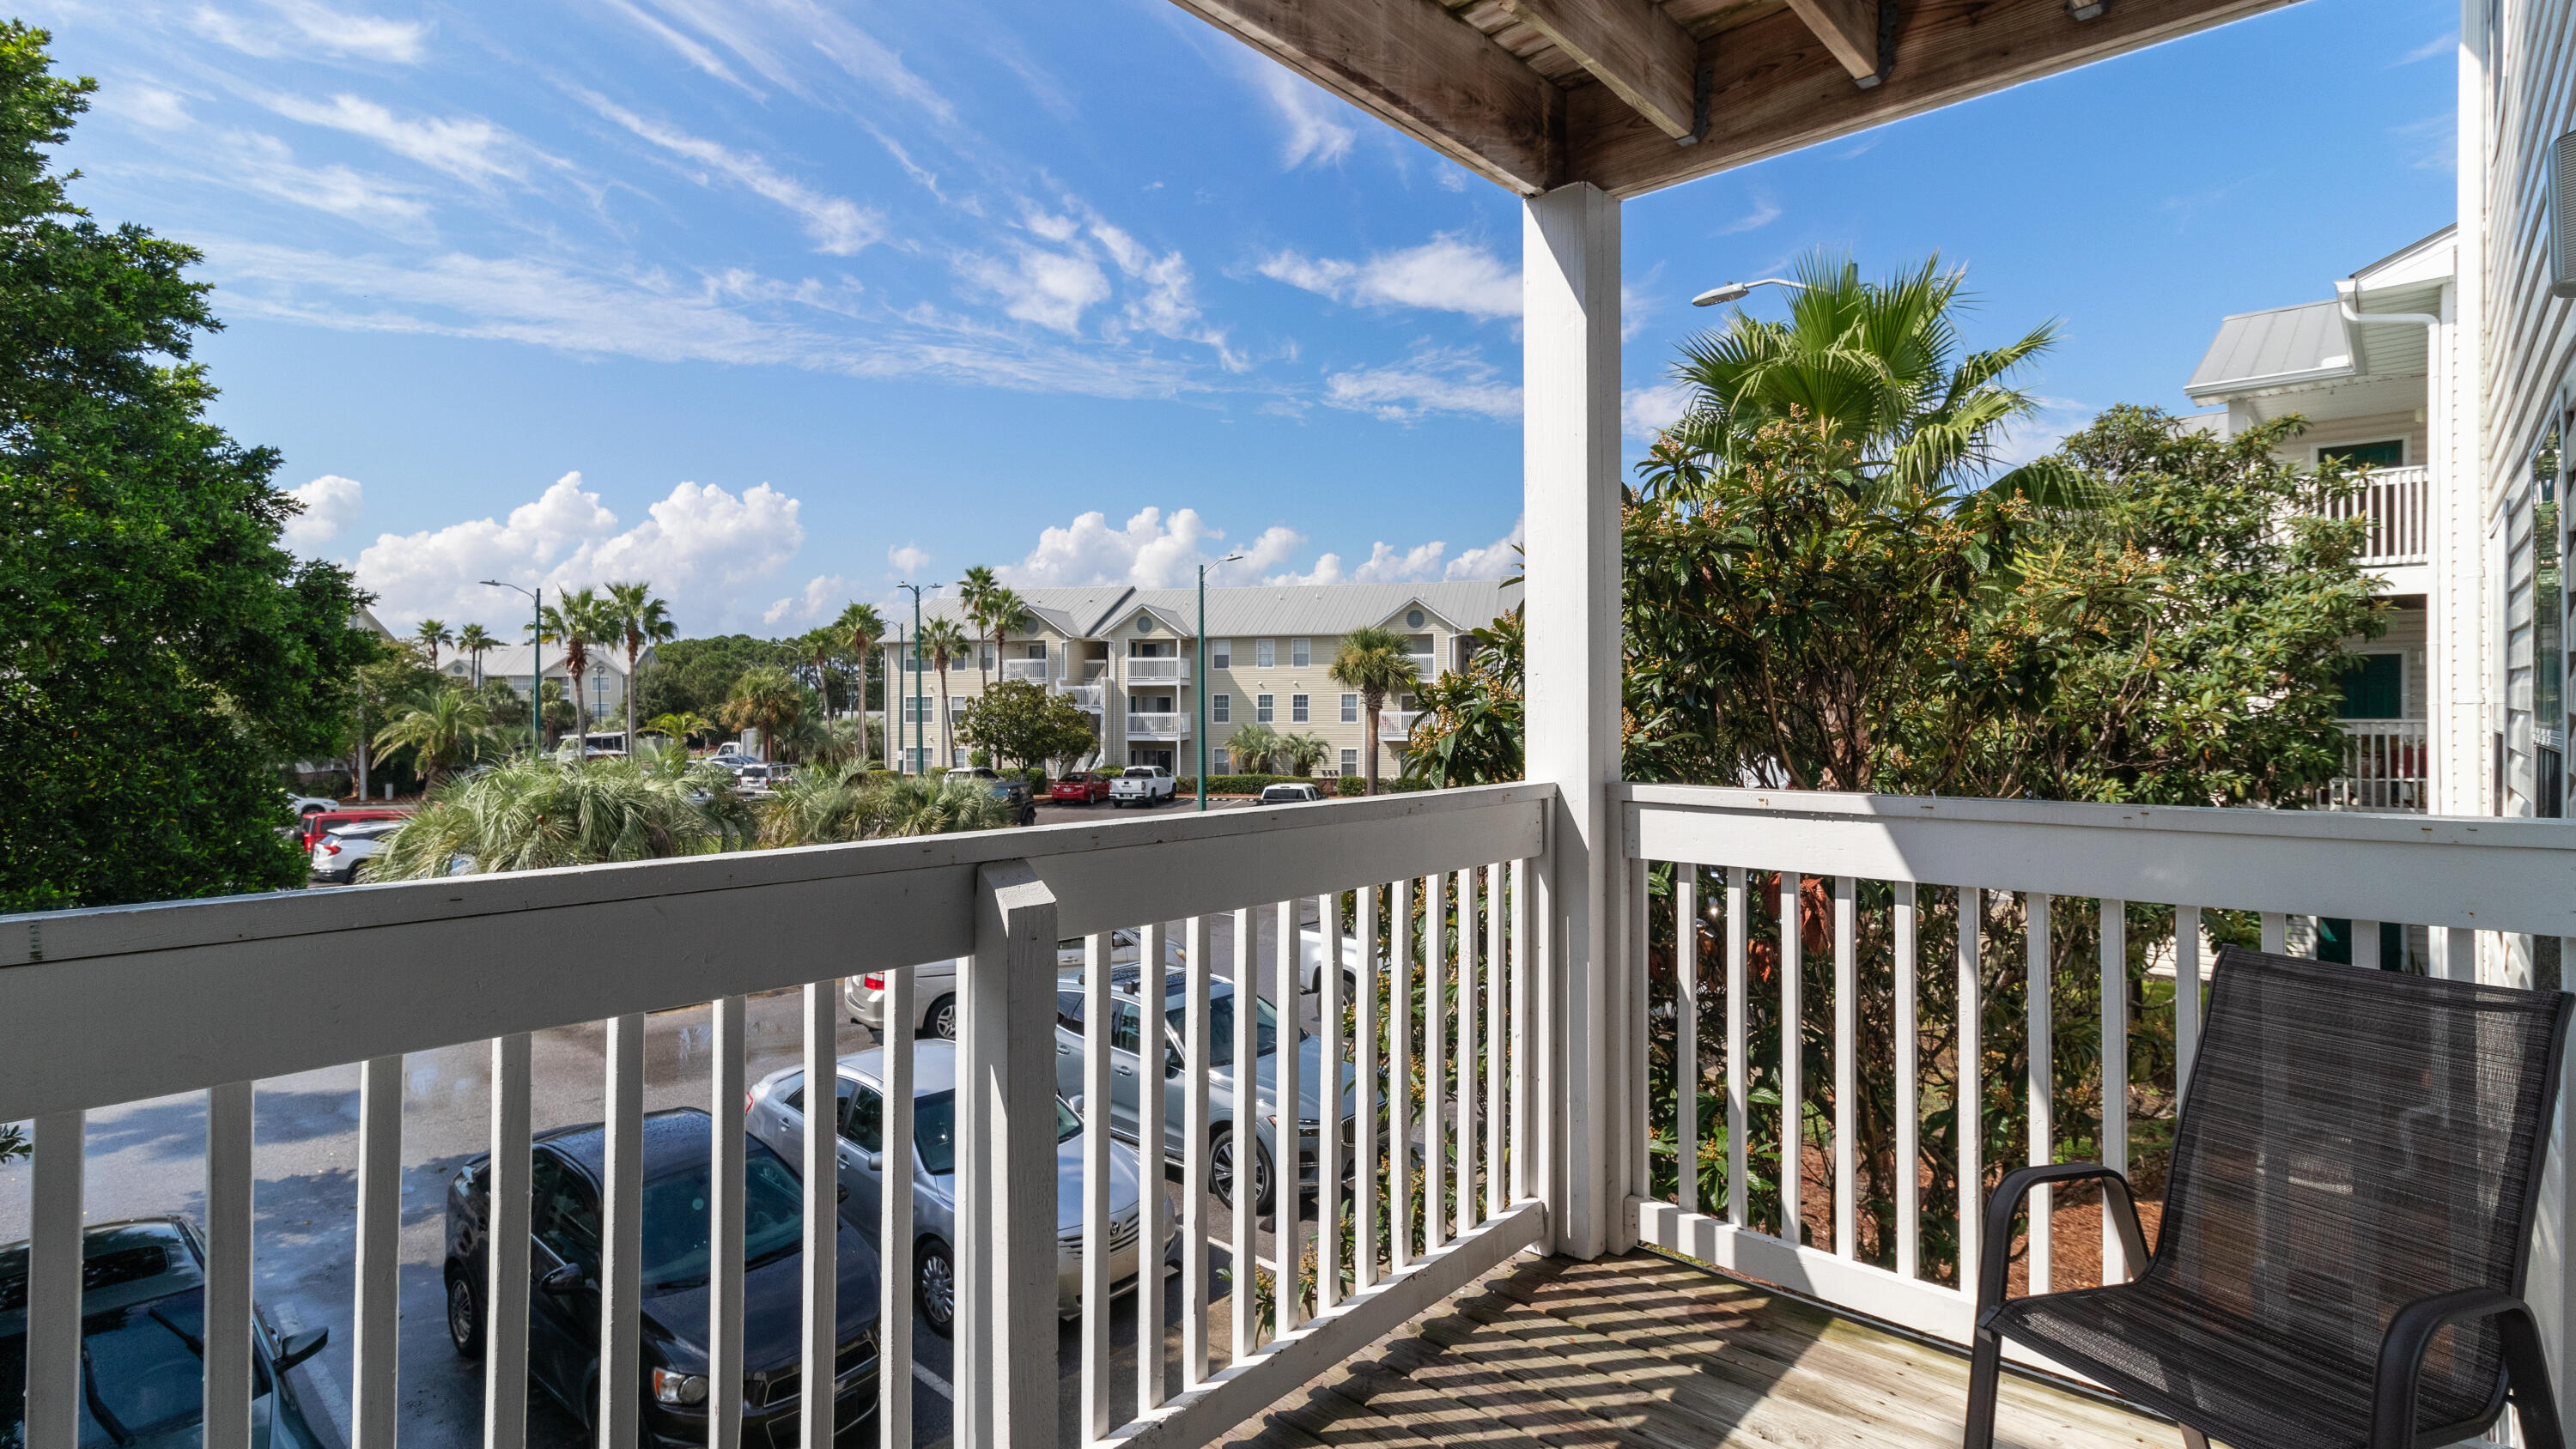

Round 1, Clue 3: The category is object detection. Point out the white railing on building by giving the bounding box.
[0,785,1550,1449]
[2322,718,2429,812]
[1378,710,1423,743]
[1126,712,1190,740]
[1060,682,1107,714]
[1001,659,1050,683]
[2316,464,2430,567]
[1125,658,1192,684]
[1620,784,2576,1360]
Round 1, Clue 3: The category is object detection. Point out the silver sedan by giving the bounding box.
[747,1040,1175,1337]
[843,928,1182,1040]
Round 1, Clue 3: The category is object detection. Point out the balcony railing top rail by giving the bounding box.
[1125,658,1192,682]
[1126,712,1190,739]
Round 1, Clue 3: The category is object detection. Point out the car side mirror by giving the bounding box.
[1165,1047,1183,1077]
[275,1328,329,1373]
[1066,1094,1084,1116]
[538,1264,582,1296]
[837,1182,849,1203]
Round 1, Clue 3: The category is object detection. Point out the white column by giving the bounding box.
[1522,181,1624,1260]
[959,861,1060,1449]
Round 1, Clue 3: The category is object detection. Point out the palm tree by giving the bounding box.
[370,754,755,879]
[981,587,1032,685]
[412,619,453,670]
[1225,721,1281,774]
[720,665,804,761]
[917,618,969,769]
[1329,624,1421,795]
[372,688,498,791]
[455,623,497,688]
[604,580,676,755]
[538,587,617,745]
[643,711,714,749]
[834,601,886,738]
[1273,731,1329,777]
[759,765,1011,848]
[957,566,1001,696]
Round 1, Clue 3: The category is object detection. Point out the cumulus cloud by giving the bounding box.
[1623,381,1694,440]
[888,543,932,575]
[1988,396,2096,472]
[1321,351,1520,421]
[263,92,538,186]
[1243,63,1355,169]
[955,246,1110,334]
[998,507,1302,591]
[1257,236,1519,320]
[580,90,884,254]
[191,0,429,63]
[352,472,805,631]
[1273,517,1523,585]
[765,573,853,627]
[282,473,364,550]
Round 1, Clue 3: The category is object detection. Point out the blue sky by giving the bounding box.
[24,0,2457,636]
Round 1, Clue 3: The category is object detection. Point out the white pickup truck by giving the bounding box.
[1107,765,1176,806]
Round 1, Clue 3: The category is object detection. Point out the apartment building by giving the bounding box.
[879,580,1519,778]
[436,644,645,735]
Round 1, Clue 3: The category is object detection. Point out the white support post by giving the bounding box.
[1522,179,1623,1260]
[798,987,836,1449]
[354,1055,404,1449]
[960,861,1060,1449]
[25,1112,84,1449]
[205,1080,255,1449]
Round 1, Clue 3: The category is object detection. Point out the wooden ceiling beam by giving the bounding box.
[1169,0,1565,193]
[1567,0,2303,198]
[1496,0,1703,141]
[1783,0,1886,82]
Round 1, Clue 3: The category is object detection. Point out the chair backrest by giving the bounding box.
[2152,947,2571,1400]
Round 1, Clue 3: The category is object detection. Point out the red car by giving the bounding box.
[299,809,407,852]
[1048,771,1115,804]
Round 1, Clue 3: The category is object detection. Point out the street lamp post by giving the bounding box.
[481,579,542,758]
[1196,554,1242,811]
[896,583,927,774]
[1691,276,1807,307]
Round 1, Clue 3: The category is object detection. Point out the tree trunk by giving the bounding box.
[937,664,952,767]
[1363,690,1383,795]
[625,645,640,752]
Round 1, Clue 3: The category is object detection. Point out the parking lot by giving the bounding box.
[0,910,1325,1449]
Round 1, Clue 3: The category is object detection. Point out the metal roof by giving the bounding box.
[899,579,1520,642]
[2184,300,2356,401]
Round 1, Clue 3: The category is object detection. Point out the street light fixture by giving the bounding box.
[1196,554,1243,812]
[1692,277,1807,306]
[481,579,543,758]
[895,583,930,774]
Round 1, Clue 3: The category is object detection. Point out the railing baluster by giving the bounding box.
[2100,900,2127,1283]
[205,1079,254,1449]
[1273,900,1302,1335]
[602,1013,647,1449]
[1726,868,1747,1229]
[1832,876,1856,1258]
[1082,933,1110,1439]
[1956,891,1981,1297]
[25,1111,83,1449]
[1893,882,1918,1281]
[2026,894,2052,1296]
[487,1032,532,1449]
[2442,925,2476,982]
[355,1054,404,1449]
[1392,878,1414,1273]
[1487,862,1507,1223]
[2353,918,2382,971]
[2261,911,2287,954]
[1358,883,1382,1290]
[1317,894,1342,1313]
[1779,872,1802,1244]
[1230,906,1255,1357]
[1139,920,1170,1412]
[799,983,837,1449]
[1425,875,1447,1254]
[2176,906,2202,1092]
[1510,858,1532,1204]
[710,999,745,1449]
[878,971,913,1449]
[1455,866,1478,1239]
[1675,865,1699,1216]
[1183,914,1212,1388]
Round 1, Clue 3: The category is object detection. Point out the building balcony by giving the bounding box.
[2313,464,2429,567]
[2318,717,2429,811]
[1124,711,1189,739]
[999,658,1050,683]
[1057,682,1105,713]
[1123,657,1190,684]
[1378,708,1424,742]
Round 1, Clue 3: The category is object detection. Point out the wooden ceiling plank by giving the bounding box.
[1497,0,1704,139]
[1568,0,2302,198]
[1781,0,1882,81]
[1170,0,1565,193]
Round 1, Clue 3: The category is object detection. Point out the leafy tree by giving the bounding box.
[642,710,714,748]
[1225,722,1281,773]
[478,677,530,734]
[1273,731,1329,777]
[720,664,803,759]
[634,634,800,720]
[958,565,1002,696]
[957,680,1097,773]
[373,688,499,791]
[1405,610,1522,790]
[757,765,1009,848]
[834,602,886,713]
[604,580,674,754]
[1328,624,1419,795]
[411,618,453,670]
[917,618,969,766]
[538,586,618,740]
[456,623,497,687]
[0,25,374,909]
[370,754,753,879]
[535,679,576,741]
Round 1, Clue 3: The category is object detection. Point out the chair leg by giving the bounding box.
[2178,1427,2210,1449]
[1964,1329,2003,1449]
[2501,1310,2567,1449]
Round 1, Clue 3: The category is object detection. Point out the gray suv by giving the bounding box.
[945,767,1036,826]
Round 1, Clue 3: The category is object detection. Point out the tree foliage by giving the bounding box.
[957,679,1095,773]
[633,634,802,721]
[757,766,1010,848]
[370,754,754,879]
[1328,624,1419,794]
[0,24,375,909]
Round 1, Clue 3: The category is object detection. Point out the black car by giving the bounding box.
[444,1108,881,1446]
[0,1217,333,1449]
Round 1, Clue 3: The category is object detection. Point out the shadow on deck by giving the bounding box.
[1211,1252,2176,1449]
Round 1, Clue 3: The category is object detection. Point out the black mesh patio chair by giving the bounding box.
[1965,945,2573,1449]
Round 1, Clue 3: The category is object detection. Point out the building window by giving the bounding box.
[1211,639,1230,669]
[1025,641,1047,660]
[2321,440,2406,469]
[1291,638,1311,667]
[1340,748,1359,775]
[1212,694,1231,724]
[1255,639,1275,669]
[1212,749,1231,774]
[1406,608,1425,628]
[952,749,969,768]
[1291,694,1309,723]
[2336,654,2404,719]
[1256,694,1274,724]
[1340,693,1359,723]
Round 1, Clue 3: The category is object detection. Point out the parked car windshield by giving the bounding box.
[635,1148,806,1289]
[1174,988,1278,1070]
[910,1090,1079,1177]
[1121,767,1158,778]
[0,1283,276,1449]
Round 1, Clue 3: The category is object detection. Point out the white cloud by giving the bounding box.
[766,573,853,627]
[1273,517,1522,586]
[283,473,364,550]
[888,543,932,575]
[1321,351,1520,422]
[100,82,194,131]
[1988,396,2095,472]
[2394,112,2457,173]
[212,130,428,227]
[2395,31,2455,64]
[264,93,536,186]
[1243,63,1355,170]
[998,507,1302,591]
[1257,236,1519,320]
[956,246,1110,334]
[191,0,428,63]
[1623,381,1693,440]
[351,472,805,632]
[1716,197,1783,235]
[581,91,884,255]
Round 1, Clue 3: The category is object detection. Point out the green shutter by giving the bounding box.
[2321,440,2406,468]
[2336,654,2403,718]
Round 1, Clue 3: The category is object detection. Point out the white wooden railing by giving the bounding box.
[1377,710,1422,743]
[1061,682,1107,713]
[2316,464,2430,567]
[0,784,1550,1449]
[1126,712,1189,740]
[1002,660,1051,683]
[1125,659,1190,684]
[1620,784,2576,1360]
[2323,718,2429,811]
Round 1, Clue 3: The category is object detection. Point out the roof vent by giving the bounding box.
[2554,130,2576,299]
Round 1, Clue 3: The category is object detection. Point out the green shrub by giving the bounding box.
[1335,775,1365,797]
[1177,773,1312,795]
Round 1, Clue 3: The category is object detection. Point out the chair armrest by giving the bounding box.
[1976,1162,2150,1321]
[2371,1288,2560,1449]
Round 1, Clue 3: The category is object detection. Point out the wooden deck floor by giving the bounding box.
[1210,1252,2177,1449]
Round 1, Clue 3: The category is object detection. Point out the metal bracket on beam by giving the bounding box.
[2067,0,2105,16]
[1687,63,1713,145]
[1854,0,1899,88]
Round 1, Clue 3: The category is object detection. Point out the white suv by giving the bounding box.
[846,928,1181,1040]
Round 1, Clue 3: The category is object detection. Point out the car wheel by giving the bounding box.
[921,994,958,1041]
[917,1240,956,1337]
[446,1270,484,1358]
[1208,1126,1274,1216]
